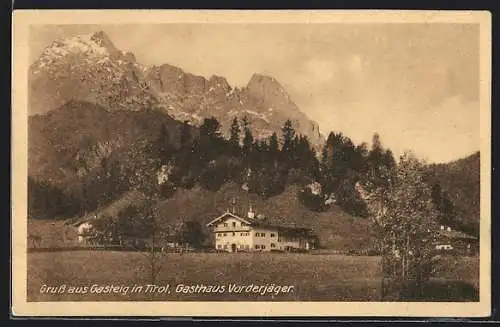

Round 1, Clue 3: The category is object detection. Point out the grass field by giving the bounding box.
[27,251,479,302]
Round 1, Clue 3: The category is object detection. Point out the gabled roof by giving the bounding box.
[70,215,98,227]
[206,211,254,227]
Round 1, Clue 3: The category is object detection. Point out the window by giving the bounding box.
[245,244,249,249]
[271,243,276,248]
[261,245,266,249]
[223,244,228,249]
[217,244,222,249]
[232,232,235,236]
[240,244,245,249]
[270,233,275,237]
[261,233,265,237]
[232,222,236,227]
[255,232,259,237]
[216,233,221,238]
[223,233,227,236]
[223,223,228,227]
[255,245,260,249]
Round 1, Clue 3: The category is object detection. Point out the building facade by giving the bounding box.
[77,221,94,244]
[434,225,479,254]
[206,207,317,252]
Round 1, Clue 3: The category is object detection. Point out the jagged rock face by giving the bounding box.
[146,67,323,147]
[28,100,186,185]
[29,31,324,148]
[29,32,160,115]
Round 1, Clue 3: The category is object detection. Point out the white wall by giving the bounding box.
[215,230,253,251]
[211,215,313,252]
[251,227,279,251]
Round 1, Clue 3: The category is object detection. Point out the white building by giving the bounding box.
[206,205,317,252]
[77,221,94,244]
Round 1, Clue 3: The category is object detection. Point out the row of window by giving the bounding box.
[255,243,277,249]
[215,244,278,250]
[216,244,251,249]
[255,233,276,237]
[216,232,276,238]
[216,232,250,238]
[221,222,246,228]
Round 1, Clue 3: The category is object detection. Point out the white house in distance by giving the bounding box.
[77,221,94,244]
[206,204,317,252]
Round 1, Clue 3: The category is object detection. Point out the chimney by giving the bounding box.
[231,197,237,214]
[248,203,255,219]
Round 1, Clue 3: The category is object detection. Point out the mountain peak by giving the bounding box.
[247,73,280,87]
[37,31,119,64]
[89,31,118,53]
[246,73,289,104]
[208,75,231,92]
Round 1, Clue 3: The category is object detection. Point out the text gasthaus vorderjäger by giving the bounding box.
[40,283,296,296]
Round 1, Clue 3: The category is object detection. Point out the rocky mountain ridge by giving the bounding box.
[29,31,323,148]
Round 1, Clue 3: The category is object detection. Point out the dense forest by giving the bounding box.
[28,114,478,236]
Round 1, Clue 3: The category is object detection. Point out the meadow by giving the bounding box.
[27,250,479,302]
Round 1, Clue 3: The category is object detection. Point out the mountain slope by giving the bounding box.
[156,182,377,250]
[28,100,190,185]
[29,31,324,148]
[425,151,480,235]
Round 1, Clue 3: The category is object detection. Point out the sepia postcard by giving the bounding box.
[11,10,492,317]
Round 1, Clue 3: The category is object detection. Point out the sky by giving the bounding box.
[29,23,480,163]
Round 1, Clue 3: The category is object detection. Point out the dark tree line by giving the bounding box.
[149,116,399,218]
[28,177,78,219]
[28,152,130,219]
[29,115,462,233]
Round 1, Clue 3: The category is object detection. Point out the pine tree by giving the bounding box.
[179,120,191,149]
[242,116,254,163]
[198,117,224,160]
[229,116,241,156]
[353,142,369,172]
[269,132,279,157]
[153,124,174,164]
[281,119,296,154]
[320,142,330,173]
[200,117,222,140]
[367,132,392,186]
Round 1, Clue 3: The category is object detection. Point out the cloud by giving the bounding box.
[347,54,365,74]
[300,58,337,85]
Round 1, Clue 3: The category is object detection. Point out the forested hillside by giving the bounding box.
[28,100,480,243]
[424,152,480,236]
[28,99,396,222]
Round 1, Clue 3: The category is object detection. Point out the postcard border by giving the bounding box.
[11,9,492,317]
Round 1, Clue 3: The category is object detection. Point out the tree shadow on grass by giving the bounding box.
[398,280,479,302]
